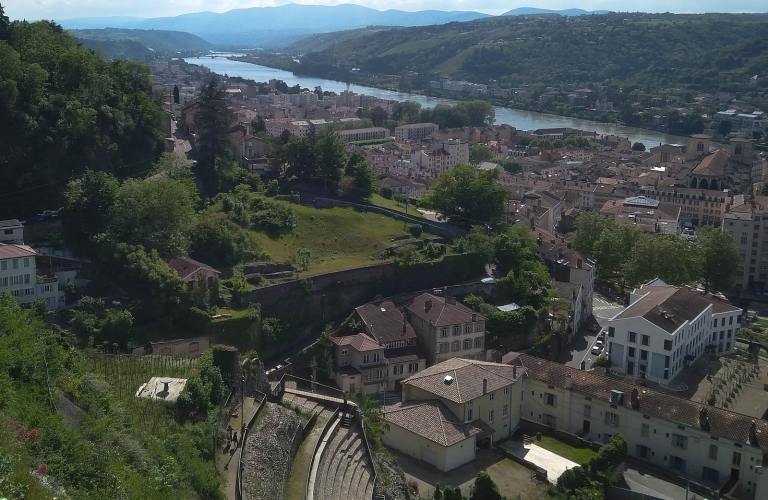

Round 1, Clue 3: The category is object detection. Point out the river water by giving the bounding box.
[184,56,681,147]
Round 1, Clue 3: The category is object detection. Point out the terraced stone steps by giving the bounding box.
[312,421,374,500]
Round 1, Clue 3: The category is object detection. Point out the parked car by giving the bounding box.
[589,323,600,332]
[597,330,606,342]
[481,277,495,284]
[591,340,604,355]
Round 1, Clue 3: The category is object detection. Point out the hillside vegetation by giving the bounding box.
[295,12,768,95]
[71,28,212,59]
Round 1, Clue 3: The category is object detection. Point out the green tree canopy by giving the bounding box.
[718,120,733,136]
[695,225,739,293]
[60,170,120,253]
[631,142,646,151]
[195,77,235,193]
[429,165,509,225]
[342,150,377,199]
[472,471,501,500]
[469,142,495,164]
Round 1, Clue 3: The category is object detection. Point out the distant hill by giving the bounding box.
[287,27,391,53]
[70,29,211,60]
[503,7,610,16]
[58,4,491,48]
[293,12,768,95]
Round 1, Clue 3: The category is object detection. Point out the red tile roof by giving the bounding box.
[356,300,418,344]
[692,150,730,177]
[332,333,383,352]
[384,400,495,446]
[406,293,485,327]
[166,256,220,281]
[505,353,768,450]
[0,243,36,260]
[403,358,521,404]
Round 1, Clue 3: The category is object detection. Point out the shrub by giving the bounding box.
[380,186,394,199]
[409,224,423,238]
[592,355,611,368]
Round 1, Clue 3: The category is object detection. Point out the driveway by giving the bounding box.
[498,441,578,483]
[622,465,715,500]
[561,293,624,369]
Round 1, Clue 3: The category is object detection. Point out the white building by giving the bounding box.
[0,243,59,310]
[338,127,390,143]
[394,123,440,141]
[506,353,768,499]
[713,110,766,135]
[607,281,741,382]
[0,219,24,245]
[414,140,469,175]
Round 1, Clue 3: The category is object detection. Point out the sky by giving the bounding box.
[3,0,765,21]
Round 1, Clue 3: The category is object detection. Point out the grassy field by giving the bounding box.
[535,435,597,464]
[369,193,424,218]
[249,202,423,276]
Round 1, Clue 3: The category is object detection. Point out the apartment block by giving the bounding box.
[394,123,440,141]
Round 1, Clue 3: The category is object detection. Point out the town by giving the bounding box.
[1,4,768,500]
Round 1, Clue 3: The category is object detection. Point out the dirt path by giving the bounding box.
[285,414,329,500]
[218,396,260,500]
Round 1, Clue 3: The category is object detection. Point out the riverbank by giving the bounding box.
[183,55,683,147]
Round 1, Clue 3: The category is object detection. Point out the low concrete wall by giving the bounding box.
[495,444,548,482]
[606,486,666,500]
[520,419,602,452]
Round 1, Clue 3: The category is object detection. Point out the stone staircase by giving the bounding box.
[312,416,374,500]
[282,392,336,420]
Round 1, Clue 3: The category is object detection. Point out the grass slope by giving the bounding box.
[250,203,418,276]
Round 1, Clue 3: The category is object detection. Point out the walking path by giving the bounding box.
[499,441,578,483]
[218,396,260,500]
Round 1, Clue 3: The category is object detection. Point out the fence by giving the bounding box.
[495,444,548,482]
[235,391,267,500]
[605,486,666,500]
[305,408,341,500]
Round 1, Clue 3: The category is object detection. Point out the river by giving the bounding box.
[184,56,682,148]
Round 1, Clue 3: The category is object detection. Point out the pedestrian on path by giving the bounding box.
[227,425,233,442]
[232,431,239,449]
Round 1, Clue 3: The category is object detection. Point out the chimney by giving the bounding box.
[513,365,517,378]
[630,389,640,410]
[699,408,710,431]
[483,379,488,395]
[577,258,583,269]
[565,373,573,390]
[425,298,433,312]
[749,420,758,445]
[567,242,572,249]
[537,235,543,246]
[580,360,586,370]
[472,313,477,322]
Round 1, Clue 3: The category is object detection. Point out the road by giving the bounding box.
[560,292,624,369]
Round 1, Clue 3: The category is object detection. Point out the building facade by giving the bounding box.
[0,243,59,310]
[394,123,440,141]
[606,282,741,382]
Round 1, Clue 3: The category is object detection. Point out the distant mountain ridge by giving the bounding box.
[70,28,211,59]
[503,7,611,16]
[57,4,492,48]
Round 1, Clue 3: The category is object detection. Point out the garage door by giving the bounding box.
[421,447,437,467]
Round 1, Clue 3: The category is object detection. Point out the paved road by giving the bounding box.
[623,465,715,500]
[562,293,624,369]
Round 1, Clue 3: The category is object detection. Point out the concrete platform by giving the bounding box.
[499,441,578,483]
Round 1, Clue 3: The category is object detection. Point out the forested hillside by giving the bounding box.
[0,9,166,216]
[295,13,768,95]
[71,28,212,60]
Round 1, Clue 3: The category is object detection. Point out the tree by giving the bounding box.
[0,3,9,40]
[497,159,523,174]
[472,471,501,500]
[315,126,347,182]
[572,212,615,257]
[60,170,120,253]
[195,77,234,193]
[111,177,197,257]
[395,100,422,123]
[279,135,316,177]
[342,151,377,199]
[443,485,463,500]
[718,120,733,136]
[429,165,509,225]
[172,84,180,104]
[695,225,739,293]
[631,142,646,151]
[469,143,495,164]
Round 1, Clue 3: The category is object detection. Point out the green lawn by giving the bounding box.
[535,435,597,465]
[369,193,424,218]
[757,317,768,328]
[249,202,424,276]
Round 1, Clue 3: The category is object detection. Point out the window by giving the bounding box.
[464,324,472,334]
[474,337,483,348]
[729,316,733,325]
[23,257,29,268]
[670,456,686,472]
[474,323,482,333]
[636,444,651,459]
[641,423,649,437]
[451,341,460,352]
[709,444,718,460]
[341,348,348,356]
[490,392,495,402]
[463,339,472,350]
[439,343,449,354]
[640,350,648,361]
[584,405,592,418]
[366,371,373,382]
[377,369,384,380]
[641,334,649,346]
[733,452,742,466]
[453,326,460,336]
[0,261,6,271]
[503,404,508,417]
[628,331,637,343]
[488,410,494,423]
[12,259,18,269]
[627,347,636,358]
[440,328,449,338]
[664,340,672,351]
[504,386,509,396]
[542,413,555,427]
[467,408,474,421]
[408,362,418,373]
[363,354,370,364]
[605,411,619,427]
[393,365,403,375]
[672,434,688,449]
[0,277,6,286]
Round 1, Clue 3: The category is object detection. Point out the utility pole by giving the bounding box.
[311,356,317,393]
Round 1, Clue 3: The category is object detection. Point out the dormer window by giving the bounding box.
[341,349,348,356]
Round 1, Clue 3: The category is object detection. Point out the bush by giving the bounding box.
[380,186,394,199]
[592,355,611,368]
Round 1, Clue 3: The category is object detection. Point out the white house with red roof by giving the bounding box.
[0,242,60,310]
